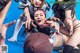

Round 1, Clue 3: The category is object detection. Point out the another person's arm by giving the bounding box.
[24,7,31,29]
[0,0,12,26]
[0,20,16,45]
[64,10,73,35]
[0,20,16,39]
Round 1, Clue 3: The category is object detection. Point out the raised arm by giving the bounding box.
[24,7,31,29]
[0,0,12,26]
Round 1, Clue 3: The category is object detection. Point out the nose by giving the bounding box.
[36,0,40,3]
[37,15,41,19]
[36,0,39,2]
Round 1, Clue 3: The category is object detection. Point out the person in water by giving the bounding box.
[8,0,51,42]
[23,9,72,53]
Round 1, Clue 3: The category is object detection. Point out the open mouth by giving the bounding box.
[35,3,38,5]
[37,20,42,23]
[35,3,40,6]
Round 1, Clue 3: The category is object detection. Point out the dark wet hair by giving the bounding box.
[52,0,76,22]
[52,3,65,22]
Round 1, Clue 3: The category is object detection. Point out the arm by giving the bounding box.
[0,20,16,39]
[0,0,12,26]
[60,25,70,37]
[24,7,31,29]
[0,20,16,45]
[64,10,73,35]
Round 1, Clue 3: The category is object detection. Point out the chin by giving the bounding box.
[34,5,40,7]
[38,23,43,26]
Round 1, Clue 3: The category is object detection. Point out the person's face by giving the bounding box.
[34,10,46,25]
[32,0,42,7]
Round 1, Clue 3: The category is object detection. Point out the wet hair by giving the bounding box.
[0,33,3,40]
[34,9,46,17]
[30,0,45,8]
[52,0,76,22]
[52,3,65,22]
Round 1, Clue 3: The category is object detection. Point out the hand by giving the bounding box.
[46,20,60,33]
[0,20,16,38]
[64,18,73,35]
[50,17,61,22]
[31,20,37,27]
[25,17,32,29]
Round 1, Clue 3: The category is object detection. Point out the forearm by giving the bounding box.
[66,32,80,49]
[64,10,73,35]
[60,25,70,37]
[0,27,7,39]
[0,0,12,26]
[24,7,31,20]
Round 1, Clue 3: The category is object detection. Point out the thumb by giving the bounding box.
[31,22,37,27]
[5,20,16,27]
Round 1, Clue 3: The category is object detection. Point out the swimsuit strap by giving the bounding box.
[73,23,80,30]
[60,33,64,49]
[73,19,76,22]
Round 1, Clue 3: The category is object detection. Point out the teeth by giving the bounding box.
[37,20,41,22]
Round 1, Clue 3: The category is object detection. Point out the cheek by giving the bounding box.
[42,16,46,20]
[32,0,35,4]
[39,1,42,4]
[34,17,38,20]
[33,0,42,4]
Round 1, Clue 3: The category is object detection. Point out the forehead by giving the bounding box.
[34,10,45,15]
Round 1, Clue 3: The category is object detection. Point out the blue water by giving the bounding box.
[4,0,80,53]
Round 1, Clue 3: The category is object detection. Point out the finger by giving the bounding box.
[55,26,60,33]
[70,24,73,35]
[5,20,16,27]
[46,21,54,24]
[22,22,26,25]
[32,22,37,27]
[25,21,28,28]
[28,21,31,29]
[51,17,57,21]
[49,23,54,27]
[28,19,32,29]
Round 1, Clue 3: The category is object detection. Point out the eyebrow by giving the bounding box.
[40,13,44,14]
[35,13,44,15]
